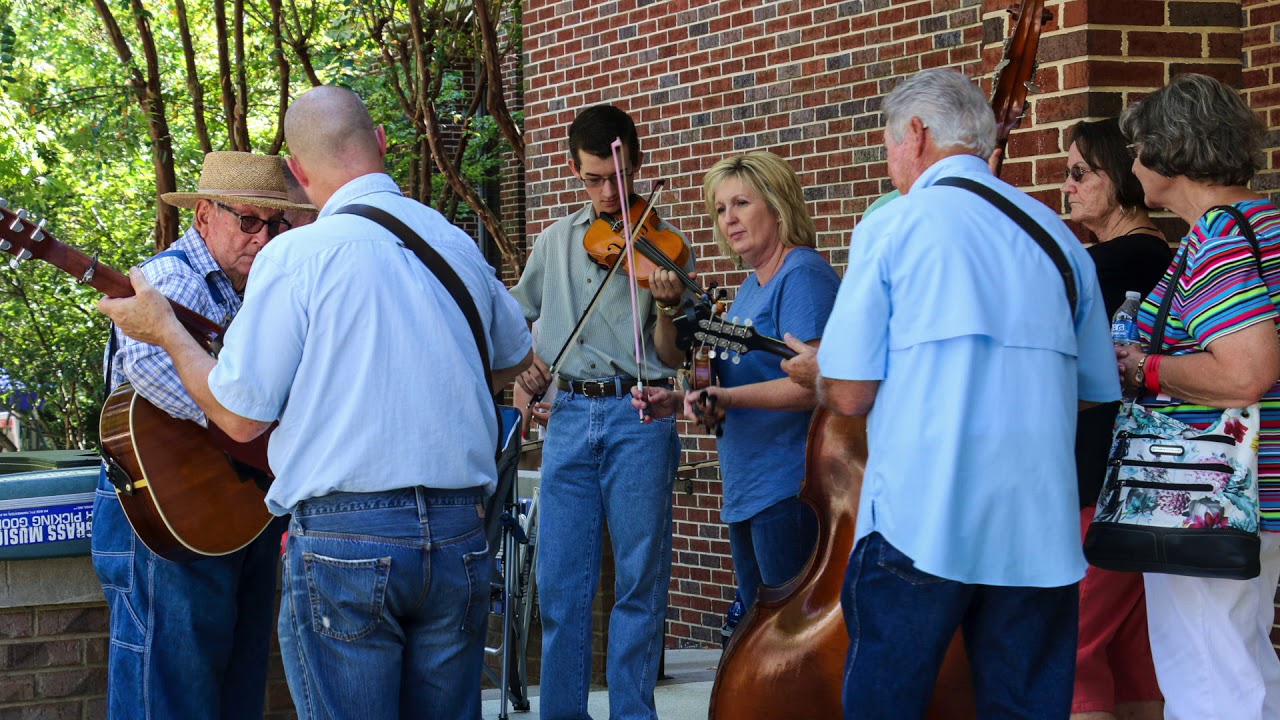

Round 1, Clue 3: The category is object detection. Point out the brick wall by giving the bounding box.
[523,0,1279,652]
[0,603,107,719]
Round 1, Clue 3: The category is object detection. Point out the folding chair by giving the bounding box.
[483,405,532,716]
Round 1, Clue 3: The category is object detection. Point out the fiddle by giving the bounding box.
[583,187,703,298]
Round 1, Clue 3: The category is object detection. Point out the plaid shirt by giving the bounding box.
[105,227,241,424]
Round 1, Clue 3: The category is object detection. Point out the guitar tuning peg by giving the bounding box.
[30,218,46,243]
[0,239,9,252]
[1024,80,1041,94]
[8,209,28,233]
[742,318,753,327]
[9,248,32,269]
[708,349,717,360]
[0,197,8,210]
[993,58,1009,73]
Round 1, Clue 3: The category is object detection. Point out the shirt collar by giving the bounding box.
[571,202,599,226]
[317,173,405,218]
[911,153,992,192]
[173,226,228,283]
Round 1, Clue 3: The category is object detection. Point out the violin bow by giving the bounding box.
[611,137,650,421]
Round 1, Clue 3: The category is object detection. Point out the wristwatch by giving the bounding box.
[1134,354,1150,387]
[656,300,680,318]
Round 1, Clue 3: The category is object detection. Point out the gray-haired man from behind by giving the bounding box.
[783,68,1119,719]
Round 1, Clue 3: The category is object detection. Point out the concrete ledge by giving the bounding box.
[0,556,104,609]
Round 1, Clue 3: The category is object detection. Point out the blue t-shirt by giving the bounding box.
[717,247,841,523]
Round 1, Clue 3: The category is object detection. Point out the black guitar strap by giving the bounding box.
[336,204,502,455]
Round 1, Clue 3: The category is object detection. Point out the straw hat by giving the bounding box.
[160,151,316,212]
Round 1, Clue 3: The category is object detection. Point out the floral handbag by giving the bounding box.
[1084,205,1265,580]
[1084,400,1261,579]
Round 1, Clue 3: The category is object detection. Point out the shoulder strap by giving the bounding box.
[146,247,227,306]
[1148,204,1266,355]
[934,176,1078,316]
[335,203,502,452]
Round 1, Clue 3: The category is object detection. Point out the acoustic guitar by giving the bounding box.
[0,199,274,562]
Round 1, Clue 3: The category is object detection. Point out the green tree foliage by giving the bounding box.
[0,0,523,449]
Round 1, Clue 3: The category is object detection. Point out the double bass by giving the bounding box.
[706,2,1052,717]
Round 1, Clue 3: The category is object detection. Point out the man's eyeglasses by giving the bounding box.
[1064,165,1096,183]
[216,202,292,237]
[580,169,633,189]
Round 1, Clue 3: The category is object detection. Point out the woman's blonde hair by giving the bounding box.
[702,152,816,266]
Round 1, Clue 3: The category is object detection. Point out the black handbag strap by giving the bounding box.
[336,203,501,451]
[1147,204,1265,356]
[935,176,1077,316]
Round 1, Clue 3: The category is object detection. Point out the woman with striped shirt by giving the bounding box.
[1116,73,1280,720]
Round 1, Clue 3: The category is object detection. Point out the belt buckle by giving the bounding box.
[581,380,607,398]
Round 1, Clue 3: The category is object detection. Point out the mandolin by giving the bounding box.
[0,199,274,562]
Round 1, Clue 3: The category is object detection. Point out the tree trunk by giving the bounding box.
[91,0,179,250]
[174,0,212,155]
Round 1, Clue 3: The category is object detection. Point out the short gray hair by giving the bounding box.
[1119,73,1264,187]
[883,69,996,159]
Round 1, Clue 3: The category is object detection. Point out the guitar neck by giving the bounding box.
[15,230,225,352]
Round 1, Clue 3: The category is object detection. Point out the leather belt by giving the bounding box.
[557,377,638,398]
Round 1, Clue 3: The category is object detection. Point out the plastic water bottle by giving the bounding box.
[1111,291,1142,346]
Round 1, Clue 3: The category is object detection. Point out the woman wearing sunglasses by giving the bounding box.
[1062,118,1170,720]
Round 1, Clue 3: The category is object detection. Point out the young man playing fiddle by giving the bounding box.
[511,104,693,720]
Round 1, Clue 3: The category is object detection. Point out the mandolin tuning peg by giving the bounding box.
[708,349,717,360]
[8,209,28,233]
[0,239,9,252]
[731,353,741,365]
[9,248,32,269]
[30,218,46,243]
[993,58,1009,73]
[1025,80,1041,95]
[742,318,753,328]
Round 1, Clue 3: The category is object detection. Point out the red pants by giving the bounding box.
[1072,506,1162,713]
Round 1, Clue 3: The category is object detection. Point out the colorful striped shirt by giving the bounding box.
[1136,200,1280,531]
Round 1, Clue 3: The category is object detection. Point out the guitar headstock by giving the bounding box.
[0,198,52,270]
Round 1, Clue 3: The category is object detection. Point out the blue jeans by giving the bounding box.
[728,495,817,610]
[537,389,679,720]
[843,532,1078,720]
[278,486,491,720]
[90,467,285,720]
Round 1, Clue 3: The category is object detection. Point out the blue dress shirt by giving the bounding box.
[817,154,1118,587]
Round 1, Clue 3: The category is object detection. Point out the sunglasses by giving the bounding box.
[216,202,292,237]
[1064,165,1096,183]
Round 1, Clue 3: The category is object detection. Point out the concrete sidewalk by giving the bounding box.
[480,648,719,719]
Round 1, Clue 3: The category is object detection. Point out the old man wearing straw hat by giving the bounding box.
[91,151,313,720]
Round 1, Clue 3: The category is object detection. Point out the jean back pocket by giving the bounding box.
[303,552,392,641]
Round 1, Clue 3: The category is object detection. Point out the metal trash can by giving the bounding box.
[0,450,100,560]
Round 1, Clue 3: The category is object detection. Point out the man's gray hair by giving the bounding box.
[883,68,996,159]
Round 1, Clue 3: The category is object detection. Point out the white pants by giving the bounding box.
[1144,532,1280,720]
